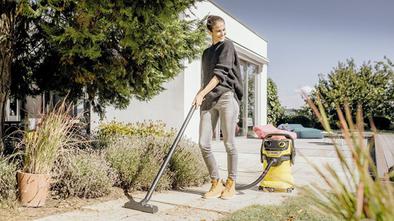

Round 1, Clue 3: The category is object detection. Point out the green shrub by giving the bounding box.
[0,155,18,208]
[279,115,315,128]
[97,120,175,148]
[52,150,115,199]
[99,120,208,192]
[104,137,142,188]
[105,135,208,192]
[170,138,209,188]
[121,136,174,191]
[105,136,173,191]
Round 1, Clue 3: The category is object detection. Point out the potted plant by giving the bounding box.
[17,103,78,207]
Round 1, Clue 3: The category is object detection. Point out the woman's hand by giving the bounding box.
[193,76,219,107]
[193,93,205,107]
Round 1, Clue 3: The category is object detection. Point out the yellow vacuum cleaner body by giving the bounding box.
[259,134,295,192]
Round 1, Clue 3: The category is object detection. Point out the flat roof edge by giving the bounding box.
[207,0,268,43]
[231,38,269,64]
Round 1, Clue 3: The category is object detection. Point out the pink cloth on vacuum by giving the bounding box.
[253,124,297,140]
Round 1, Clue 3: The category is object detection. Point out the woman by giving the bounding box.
[193,15,243,200]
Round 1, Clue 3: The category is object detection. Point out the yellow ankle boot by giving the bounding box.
[221,178,236,200]
[203,179,225,199]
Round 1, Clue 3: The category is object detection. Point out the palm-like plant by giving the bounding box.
[303,94,394,221]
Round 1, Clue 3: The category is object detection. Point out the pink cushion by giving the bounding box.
[253,124,297,140]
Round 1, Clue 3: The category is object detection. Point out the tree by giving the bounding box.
[1,0,206,145]
[16,0,206,112]
[314,58,394,127]
[0,0,18,152]
[267,78,283,126]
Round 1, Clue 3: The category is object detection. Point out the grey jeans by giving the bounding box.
[199,91,240,181]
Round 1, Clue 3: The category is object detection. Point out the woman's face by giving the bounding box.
[209,21,226,44]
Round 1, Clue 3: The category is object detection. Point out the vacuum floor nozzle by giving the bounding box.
[123,199,158,214]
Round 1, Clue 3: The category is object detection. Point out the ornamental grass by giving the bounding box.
[303,94,394,221]
[21,101,81,174]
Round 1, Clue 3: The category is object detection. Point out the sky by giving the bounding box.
[212,0,394,109]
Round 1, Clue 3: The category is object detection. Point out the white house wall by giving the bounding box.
[183,59,201,142]
[91,1,268,142]
[90,72,185,131]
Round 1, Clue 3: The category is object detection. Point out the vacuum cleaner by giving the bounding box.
[259,133,295,192]
[123,105,293,213]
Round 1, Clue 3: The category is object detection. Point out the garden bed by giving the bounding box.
[0,187,124,221]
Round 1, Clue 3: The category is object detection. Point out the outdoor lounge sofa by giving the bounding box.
[278,123,323,139]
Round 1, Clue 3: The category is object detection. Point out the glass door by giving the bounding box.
[237,61,258,137]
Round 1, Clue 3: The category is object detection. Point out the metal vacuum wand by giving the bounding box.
[123,105,196,213]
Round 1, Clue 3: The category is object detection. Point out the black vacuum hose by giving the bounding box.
[235,159,276,191]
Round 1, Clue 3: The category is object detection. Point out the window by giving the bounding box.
[5,97,21,122]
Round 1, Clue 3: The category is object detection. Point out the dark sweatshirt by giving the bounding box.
[200,39,243,111]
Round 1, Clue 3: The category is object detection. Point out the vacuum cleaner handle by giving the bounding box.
[264,133,293,141]
[141,105,196,203]
[264,133,294,146]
